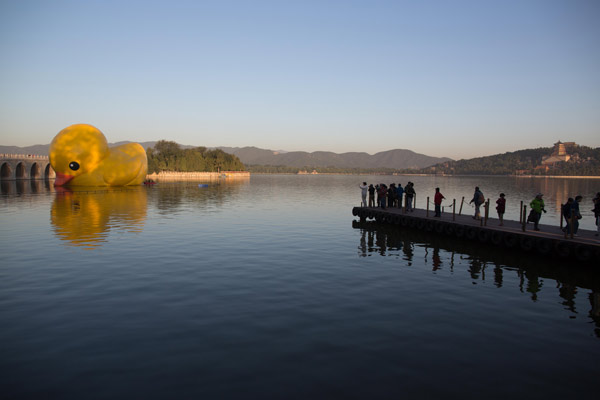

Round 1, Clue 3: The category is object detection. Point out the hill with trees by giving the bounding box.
[420,145,600,176]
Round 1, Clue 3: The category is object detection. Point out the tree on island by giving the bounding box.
[146,141,246,173]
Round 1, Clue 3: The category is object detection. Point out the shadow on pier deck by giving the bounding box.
[352,206,600,265]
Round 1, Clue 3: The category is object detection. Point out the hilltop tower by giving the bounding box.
[542,141,573,166]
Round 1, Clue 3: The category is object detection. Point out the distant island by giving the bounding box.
[146,141,245,173]
[2,140,598,176]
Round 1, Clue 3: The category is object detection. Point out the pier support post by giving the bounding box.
[453,199,456,221]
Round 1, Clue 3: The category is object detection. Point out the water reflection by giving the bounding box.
[353,220,600,337]
[1,179,54,195]
[51,187,147,248]
[150,179,249,215]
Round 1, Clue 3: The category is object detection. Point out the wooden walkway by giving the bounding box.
[352,206,600,264]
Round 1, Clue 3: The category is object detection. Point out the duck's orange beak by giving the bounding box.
[54,172,74,186]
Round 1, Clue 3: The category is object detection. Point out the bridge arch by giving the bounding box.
[45,163,55,179]
[1,162,12,180]
[16,162,26,179]
[31,162,41,179]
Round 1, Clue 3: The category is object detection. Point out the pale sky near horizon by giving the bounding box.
[1,0,598,160]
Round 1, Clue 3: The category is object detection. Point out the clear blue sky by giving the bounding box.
[1,0,598,159]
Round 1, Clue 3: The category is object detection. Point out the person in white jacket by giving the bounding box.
[359,182,368,207]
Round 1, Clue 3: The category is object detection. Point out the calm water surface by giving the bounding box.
[1,175,599,399]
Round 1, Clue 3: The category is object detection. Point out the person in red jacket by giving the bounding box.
[434,187,445,217]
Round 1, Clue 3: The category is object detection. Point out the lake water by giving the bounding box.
[1,174,599,399]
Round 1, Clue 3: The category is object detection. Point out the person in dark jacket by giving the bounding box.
[592,192,600,237]
[563,196,582,235]
[387,183,397,208]
[368,184,375,207]
[405,182,415,212]
[469,187,485,220]
[496,193,506,226]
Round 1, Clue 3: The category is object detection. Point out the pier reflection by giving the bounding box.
[51,187,147,248]
[353,220,600,338]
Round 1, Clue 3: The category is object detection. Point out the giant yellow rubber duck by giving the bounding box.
[49,124,148,186]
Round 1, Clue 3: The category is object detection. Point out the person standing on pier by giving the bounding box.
[570,195,583,235]
[562,197,575,234]
[470,186,485,220]
[388,183,397,208]
[396,183,404,209]
[359,182,368,207]
[496,193,506,226]
[405,182,415,212]
[378,184,388,209]
[368,184,375,207]
[529,193,546,231]
[592,192,600,237]
[434,188,445,217]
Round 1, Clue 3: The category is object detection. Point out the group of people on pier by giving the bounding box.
[359,182,416,211]
[360,182,600,237]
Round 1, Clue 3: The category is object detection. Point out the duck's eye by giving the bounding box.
[69,161,80,171]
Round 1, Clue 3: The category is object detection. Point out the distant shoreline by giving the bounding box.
[252,172,600,179]
[147,171,250,181]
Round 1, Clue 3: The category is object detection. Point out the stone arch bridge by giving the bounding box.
[1,154,55,180]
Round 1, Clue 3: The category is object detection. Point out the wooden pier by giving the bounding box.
[352,206,600,264]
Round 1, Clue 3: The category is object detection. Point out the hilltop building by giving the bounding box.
[541,141,576,166]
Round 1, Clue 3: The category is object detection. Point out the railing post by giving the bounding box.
[519,201,523,223]
[459,196,464,216]
[453,199,456,221]
[570,214,575,239]
[484,199,489,226]
[560,204,564,230]
[522,205,527,232]
[426,196,429,217]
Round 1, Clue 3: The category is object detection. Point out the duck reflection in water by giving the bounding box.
[353,220,600,338]
[51,187,147,248]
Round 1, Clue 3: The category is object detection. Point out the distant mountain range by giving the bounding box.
[1,142,452,170]
[218,147,451,169]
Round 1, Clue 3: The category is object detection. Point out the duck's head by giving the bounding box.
[49,124,109,186]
